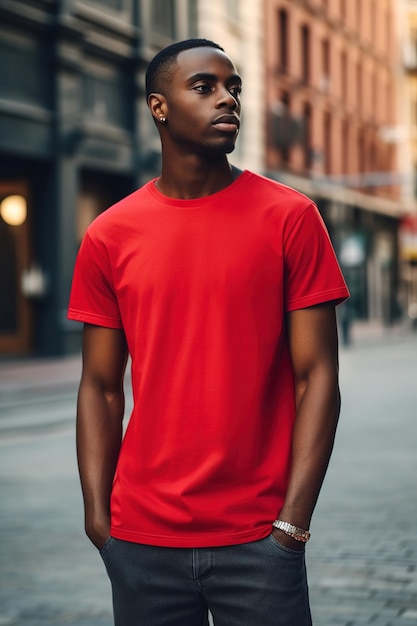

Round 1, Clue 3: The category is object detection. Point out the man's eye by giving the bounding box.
[230,86,242,98]
[194,84,212,94]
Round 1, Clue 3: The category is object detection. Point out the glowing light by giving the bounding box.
[0,195,27,226]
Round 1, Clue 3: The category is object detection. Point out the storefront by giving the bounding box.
[0,2,141,357]
[399,213,417,325]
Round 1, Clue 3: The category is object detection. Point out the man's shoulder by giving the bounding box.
[86,181,154,237]
[244,170,313,202]
[243,171,314,212]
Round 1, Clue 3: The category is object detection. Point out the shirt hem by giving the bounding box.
[67,308,123,329]
[286,287,349,312]
[110,525,272,548]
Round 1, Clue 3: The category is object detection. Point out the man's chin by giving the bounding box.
[203,141,236,157]
[224,142,236,154]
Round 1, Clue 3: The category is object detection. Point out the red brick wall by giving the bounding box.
[264,0,399,199]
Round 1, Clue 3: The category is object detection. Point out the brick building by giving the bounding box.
[0,0,405,357]
[264,0,402,324]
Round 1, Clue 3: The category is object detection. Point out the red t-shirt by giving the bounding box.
[68,171,349,548]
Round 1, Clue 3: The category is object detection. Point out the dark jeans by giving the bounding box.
[100,534,312,626]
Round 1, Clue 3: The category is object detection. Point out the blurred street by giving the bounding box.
[0,322,416,626]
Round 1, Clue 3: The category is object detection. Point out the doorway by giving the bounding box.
[0,181,32,355]
[77,169,135,243]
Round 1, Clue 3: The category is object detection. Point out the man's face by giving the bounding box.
[163,47,242,157]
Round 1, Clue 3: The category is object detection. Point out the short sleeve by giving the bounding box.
[284,203,349,312]
[68,232,123,329]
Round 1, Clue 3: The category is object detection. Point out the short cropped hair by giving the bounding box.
[145,38,225,101]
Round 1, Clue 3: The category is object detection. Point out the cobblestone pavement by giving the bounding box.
[307,333,417,625]
[0,324,416,625]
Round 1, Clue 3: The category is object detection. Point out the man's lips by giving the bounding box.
[212,115,240,132]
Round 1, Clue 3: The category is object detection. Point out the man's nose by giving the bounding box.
[217,88,239,110]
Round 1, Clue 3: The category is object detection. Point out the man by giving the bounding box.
[68,39,349,625]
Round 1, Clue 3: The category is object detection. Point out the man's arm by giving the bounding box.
[273,302,341,549]
[76,323,128,549]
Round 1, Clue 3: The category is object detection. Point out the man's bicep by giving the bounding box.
[286,302,339,381]
[81,323,128,391]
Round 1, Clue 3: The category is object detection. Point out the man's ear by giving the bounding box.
[148,93,167,124]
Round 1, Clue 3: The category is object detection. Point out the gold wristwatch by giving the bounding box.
[272,519,311,543]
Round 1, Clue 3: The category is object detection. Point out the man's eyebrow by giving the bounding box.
[186,72,242,84]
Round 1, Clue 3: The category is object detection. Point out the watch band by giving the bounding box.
[272,519,311,543]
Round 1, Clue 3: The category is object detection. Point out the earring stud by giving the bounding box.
[159,117,166,123]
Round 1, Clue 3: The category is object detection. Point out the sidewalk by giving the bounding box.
[346,318,413,347]
[1,322,416,625]
[0,319,414,390]
[0,354,82,394]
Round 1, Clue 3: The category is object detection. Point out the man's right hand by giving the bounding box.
[86,515,111,550]
[76,325,127,553]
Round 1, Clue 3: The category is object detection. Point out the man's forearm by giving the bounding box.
[76,382,124,547]
[278,370,340,530]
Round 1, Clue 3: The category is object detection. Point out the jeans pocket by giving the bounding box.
[267,532,306,556]
[99,536,114,557]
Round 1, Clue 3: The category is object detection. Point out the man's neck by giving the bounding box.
[155,156,242,200]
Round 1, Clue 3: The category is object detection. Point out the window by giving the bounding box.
[324,112,332,175]
[85,0,125,12]
[98,0,122,9]
[342,120,349,177]
[356,62,362,115]
[371,72,377,119]
[151,0,176,39]
[385,81,391,123]
[321,38,330,90]
[301,25,310,84]
[385,7,391,55]
[83,64,131,130]
[356,0,361,32]
[340,0,346,23]
[358,131,365,174]
[369,141,377,178]
[370,1,375,44]
[341,51,347,103]
[85,0,127,15]
[303,102,313,170]
[271,92,292,162]
[0,30,52,108]
[278,9,288,73]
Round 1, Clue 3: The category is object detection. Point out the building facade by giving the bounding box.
[0,0,406,357]
[0,0,196,357]
[192,0,265,174]
[264,0,402,326]
[398,0,417,323]
[0,0,265,358]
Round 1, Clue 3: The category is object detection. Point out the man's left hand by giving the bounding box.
[271,528,306,551]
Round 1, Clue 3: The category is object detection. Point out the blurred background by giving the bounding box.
[1,0,417,359]
[1,2,417,625]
